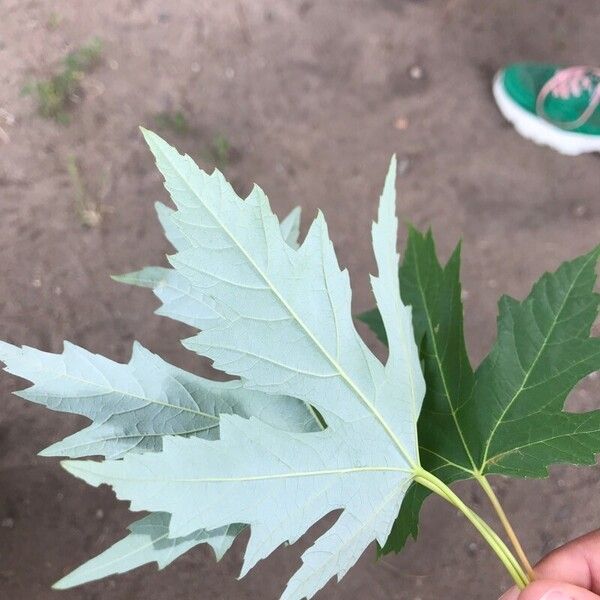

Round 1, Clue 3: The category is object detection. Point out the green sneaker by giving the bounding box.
[493,63,600,155]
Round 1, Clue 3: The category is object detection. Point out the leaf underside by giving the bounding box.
[1,132,426,600]
[53,514,244,590]
[0,200,317,588]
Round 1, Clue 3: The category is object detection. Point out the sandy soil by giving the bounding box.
[1,1,599,598]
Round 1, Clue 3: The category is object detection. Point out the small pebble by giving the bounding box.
[409,65,424,80]
[397,159,410,176]
[32,278,42,288]
[394,117,409,130]
[1,518,14,528]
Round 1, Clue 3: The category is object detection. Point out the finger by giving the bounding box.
[517,579,600,600]
[499,585,519,600]
[533,531,600,592]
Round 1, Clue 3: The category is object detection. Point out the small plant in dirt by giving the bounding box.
[153,113,232,171]
[46,11,64,31]
[154,110,191,136]
[22,38,102,123]
[1,130,599,598]
[205,132,232,171]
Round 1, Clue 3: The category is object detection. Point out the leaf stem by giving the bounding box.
[475,474,535,581]
[414,469,529,589]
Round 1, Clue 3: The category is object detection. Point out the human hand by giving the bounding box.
[500,530,600,600]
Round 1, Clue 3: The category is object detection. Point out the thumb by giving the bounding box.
[500,580,600,600]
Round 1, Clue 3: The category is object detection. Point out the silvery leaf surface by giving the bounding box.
[0,340,318,460]
[113,202,302,328]
[53,513,244,589]
[64,135,425,600]
[0,338,320,587]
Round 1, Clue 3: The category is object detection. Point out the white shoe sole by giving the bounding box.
[493,71,600,156]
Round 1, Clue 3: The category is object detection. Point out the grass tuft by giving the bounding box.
[154,111,191,136]
[23,38,102,123]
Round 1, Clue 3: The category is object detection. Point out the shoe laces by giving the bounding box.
[536,66,600,129]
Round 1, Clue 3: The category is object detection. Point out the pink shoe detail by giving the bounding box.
[536,66,600,129]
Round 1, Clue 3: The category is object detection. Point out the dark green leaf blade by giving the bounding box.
[464,246,600,476]
[405,229,474,473]
[364,232,600,555]
[486,411,600,478]
[358,307,387,345]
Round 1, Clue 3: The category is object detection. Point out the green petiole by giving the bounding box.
[414,468,529,590]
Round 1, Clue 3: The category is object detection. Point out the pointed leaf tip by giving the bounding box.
[140,127,165,152]
[0,340,20,364]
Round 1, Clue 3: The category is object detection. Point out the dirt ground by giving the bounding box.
[1,1,599,598]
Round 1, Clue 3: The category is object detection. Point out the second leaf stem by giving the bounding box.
[475,474,535,581]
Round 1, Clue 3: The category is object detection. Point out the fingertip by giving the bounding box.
[499,585,519,600]
[518,580,600,600]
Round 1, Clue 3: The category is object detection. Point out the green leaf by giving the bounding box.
[467,246,600,478]
[362,235,600,553]
[358,307,388,345]
[53,514,243,589]
[63,138,425,600]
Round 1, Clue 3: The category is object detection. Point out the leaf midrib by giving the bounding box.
[30,368,219,421]
[67,463,412,484]
[67,531,169,579]
[45,424,220,454]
